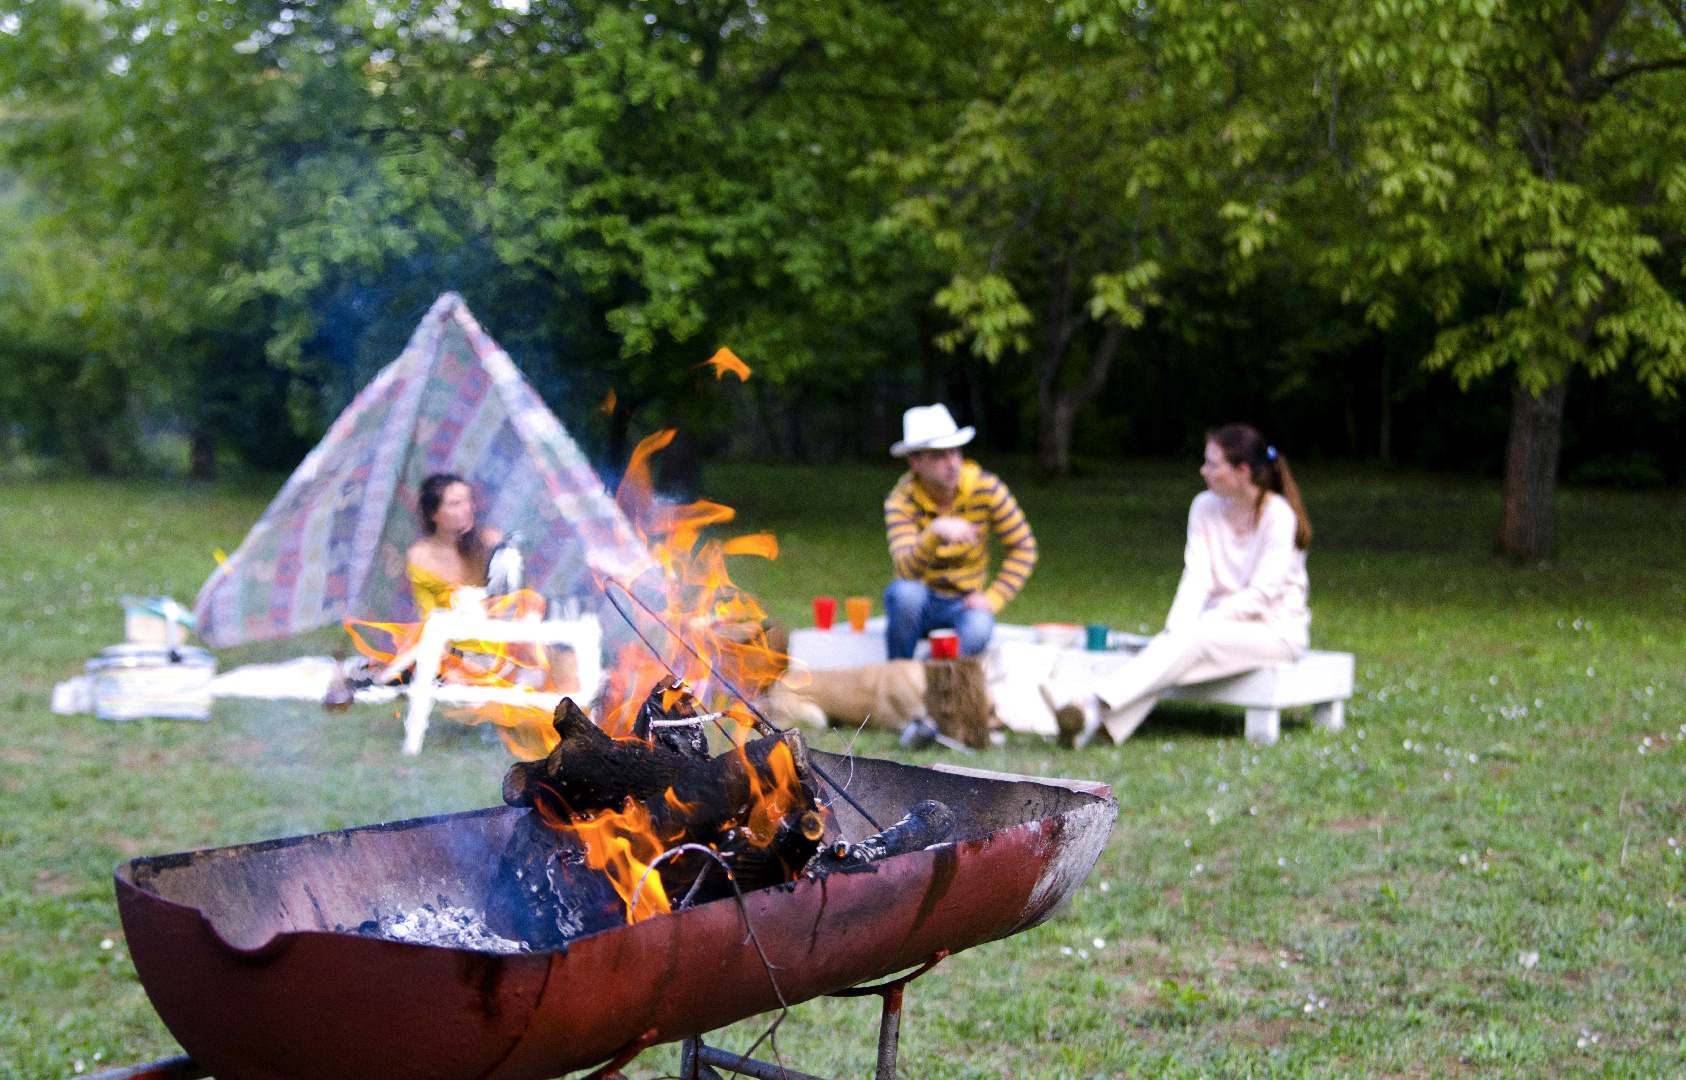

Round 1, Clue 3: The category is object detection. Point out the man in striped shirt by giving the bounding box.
[883,405,1037,659]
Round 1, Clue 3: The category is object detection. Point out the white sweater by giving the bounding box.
[1164,490,1309,651]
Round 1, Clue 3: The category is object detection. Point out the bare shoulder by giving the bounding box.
[406,539,442,574]
[481,526,506,548]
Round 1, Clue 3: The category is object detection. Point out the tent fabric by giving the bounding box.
[193,292,654,647]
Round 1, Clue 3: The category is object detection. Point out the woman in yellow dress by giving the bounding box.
[405,474,505,617]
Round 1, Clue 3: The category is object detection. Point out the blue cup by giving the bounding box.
[1085,623,1110,651]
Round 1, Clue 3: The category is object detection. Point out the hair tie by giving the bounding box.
[1266,445,1277,461]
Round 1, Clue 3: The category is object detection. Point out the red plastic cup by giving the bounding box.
[812,596,837,630]
[929,629,959,659]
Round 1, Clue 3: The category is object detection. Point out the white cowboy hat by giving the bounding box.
[890,404,975,457]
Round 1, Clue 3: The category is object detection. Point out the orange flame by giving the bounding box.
[695,347,751,382]
[350,426,808,926]
[597,429,787,740]
[741,740,803,847]
[540,795,673,922]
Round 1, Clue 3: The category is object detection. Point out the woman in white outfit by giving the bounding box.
[1044,424,1312,747]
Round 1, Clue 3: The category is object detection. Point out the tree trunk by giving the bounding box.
[1377,351,1392,462]
[1498,377,1568,563]
[190,429,216,481]
[1037,318,1126,479]
[964,356,987,450]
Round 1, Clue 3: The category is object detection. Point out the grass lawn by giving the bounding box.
[2,460,1684,1078]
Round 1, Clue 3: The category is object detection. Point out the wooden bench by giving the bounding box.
[1048,645,1354,745]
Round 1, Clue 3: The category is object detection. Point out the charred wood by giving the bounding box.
[501,693,827,912]
[485,812,627,950]
[634,677,712,761]
[502,699,694,813]
[808,800,955,874]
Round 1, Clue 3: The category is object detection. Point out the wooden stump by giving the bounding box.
[923,657,991,749]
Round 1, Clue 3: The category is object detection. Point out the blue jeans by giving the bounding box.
[883,579,995,660]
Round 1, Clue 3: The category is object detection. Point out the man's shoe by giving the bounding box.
[1040,683,1097,749]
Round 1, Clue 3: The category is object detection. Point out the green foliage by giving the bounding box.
[2,0,1684,481]
[1298,0,1686,396]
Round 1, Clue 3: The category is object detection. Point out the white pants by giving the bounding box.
[1088,618,1299,743]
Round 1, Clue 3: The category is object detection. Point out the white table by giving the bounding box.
[789,621,1352,746]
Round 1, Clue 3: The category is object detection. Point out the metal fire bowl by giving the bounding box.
[115,752,1116,1080]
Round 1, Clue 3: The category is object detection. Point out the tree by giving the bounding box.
[1312,0,1686,560]
[0,0,997,465]
[342,0,993,448]
[882,0,1360,476]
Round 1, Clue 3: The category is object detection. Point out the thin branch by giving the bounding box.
[1598,55,1686,86]
[739,36,823,117]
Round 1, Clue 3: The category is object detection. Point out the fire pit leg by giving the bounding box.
[827,950,948,1080]
[683,951,948,1080]
[873,984,905,1080]
[680,1037,728,1080]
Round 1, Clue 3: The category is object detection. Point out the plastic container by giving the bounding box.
[929,629,960,659]
[86,645,217,721]
[1033,623,1084,649]
[812,597,837,630]
[845,597,871,632]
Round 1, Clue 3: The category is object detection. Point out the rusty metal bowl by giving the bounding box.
[115,752,1115,1080]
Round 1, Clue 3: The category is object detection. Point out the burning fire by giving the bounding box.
[537,429,810,923]
[350,354,811,925]
[538,793,673,921]
[597,427,785,741]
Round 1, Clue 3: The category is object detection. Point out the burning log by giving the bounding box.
[500,696,694,812]
[808,799,956,874]
[495,692,828,934]
[633,676,711,760]
[486,811,629,950]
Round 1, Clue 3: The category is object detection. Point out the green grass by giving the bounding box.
[3,462,1684,1078]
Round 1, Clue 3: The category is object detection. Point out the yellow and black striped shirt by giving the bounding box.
[884,461,1036,612]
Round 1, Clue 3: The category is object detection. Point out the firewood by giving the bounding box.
[808,799,955,874]
[633,676,711,760]
[485,811,628,950]
[501,698,695,813]
[500,690,827,913]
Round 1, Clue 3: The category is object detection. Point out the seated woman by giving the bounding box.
[1043,424,1311,748]
[406,473,505,618]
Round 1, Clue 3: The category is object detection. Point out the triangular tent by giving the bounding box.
[193,292,654,647]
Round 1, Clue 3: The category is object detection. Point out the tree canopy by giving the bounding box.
[2,0,1683,551]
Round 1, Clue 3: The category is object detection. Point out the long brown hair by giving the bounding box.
[418,473,489,565]
[1207,424,1312,550]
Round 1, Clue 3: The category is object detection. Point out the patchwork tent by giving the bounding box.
[193,293,654,647]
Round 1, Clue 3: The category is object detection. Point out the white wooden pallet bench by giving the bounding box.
[1048,644,1355,745]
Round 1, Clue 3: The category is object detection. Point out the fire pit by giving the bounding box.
[114,750,1114,1080]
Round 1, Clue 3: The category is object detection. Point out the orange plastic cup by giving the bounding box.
[812,597,837,630]
[845,596,871,632]
[929,629,960,659]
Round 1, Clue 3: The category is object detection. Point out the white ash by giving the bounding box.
[376,903,530,954]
